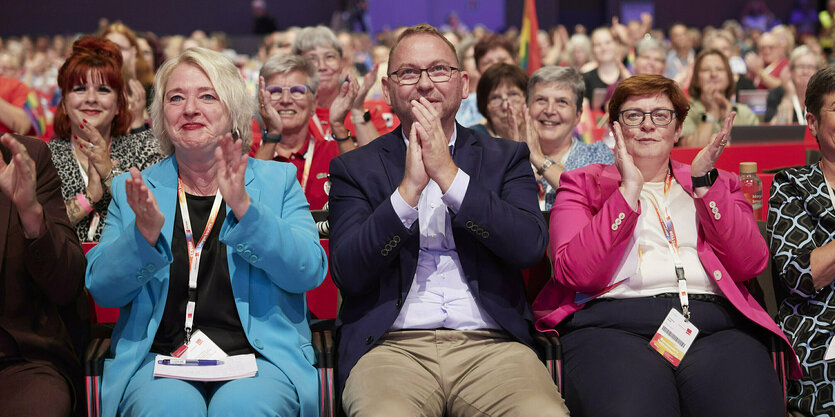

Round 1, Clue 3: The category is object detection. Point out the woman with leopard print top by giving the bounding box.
[47,36,163,242]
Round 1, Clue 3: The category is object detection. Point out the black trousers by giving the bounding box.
[558,296,784,417]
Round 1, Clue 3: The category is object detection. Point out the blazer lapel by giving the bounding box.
[379,127,407,194]
[453,125,482,182]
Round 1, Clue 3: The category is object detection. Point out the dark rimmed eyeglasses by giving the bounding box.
[388,64,459,85]
[619,109,675,126]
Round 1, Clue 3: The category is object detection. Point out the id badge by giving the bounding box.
[649,308,699,367]
[171,330,228,360]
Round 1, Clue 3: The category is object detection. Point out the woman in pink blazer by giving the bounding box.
[532,74,799,416]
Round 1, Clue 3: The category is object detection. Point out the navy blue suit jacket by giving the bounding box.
[328,124,548,389]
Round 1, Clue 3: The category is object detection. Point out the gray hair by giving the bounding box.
[790,45,825,70]
[291,25,342,57]
[635,37,667,58]
[150,47,252,155]
[527,66,585,112]
[259,53,320,93]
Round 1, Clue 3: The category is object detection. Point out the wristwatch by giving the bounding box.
[262,130,282,143]
[700,113,717,123]
[536,157,556,176]
[331,130,353,142]
[351,109,371,125]
[691,168,719,188]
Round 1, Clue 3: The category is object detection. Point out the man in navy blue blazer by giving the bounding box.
[328,24,568,416]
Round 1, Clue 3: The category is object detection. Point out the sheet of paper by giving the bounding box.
[153,353,258,382]
[825,336,835,361]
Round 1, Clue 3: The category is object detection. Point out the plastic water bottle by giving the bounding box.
[739,162,763,220]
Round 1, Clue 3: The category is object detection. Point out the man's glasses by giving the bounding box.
[388,64,459,85]
[265,84,311,101]
[619,109,675,127]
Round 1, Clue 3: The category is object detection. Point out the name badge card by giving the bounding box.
[649,308,699,367]
[172,330,228,360]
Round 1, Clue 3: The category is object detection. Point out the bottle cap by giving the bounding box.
[739,162,757,174]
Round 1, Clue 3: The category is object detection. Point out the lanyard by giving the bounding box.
[73,150,101,241]
[311,112,328,138]
[177,177,224,344]
[300,136,316,191]
[644,171,691,321]
[791,94,806,126]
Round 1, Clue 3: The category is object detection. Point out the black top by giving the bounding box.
[151,194,253,356]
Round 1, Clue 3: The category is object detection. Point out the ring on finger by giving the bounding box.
[89,143,94,150]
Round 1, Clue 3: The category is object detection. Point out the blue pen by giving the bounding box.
[157,359,224,366]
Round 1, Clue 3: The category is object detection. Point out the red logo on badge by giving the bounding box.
[686,329,692,335]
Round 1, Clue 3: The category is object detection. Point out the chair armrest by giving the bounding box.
[310,318,336,417]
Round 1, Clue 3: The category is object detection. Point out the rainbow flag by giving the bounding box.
[23,91,45,137]
[518,0,541,75]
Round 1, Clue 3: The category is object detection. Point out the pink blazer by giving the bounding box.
[531,160,801,378]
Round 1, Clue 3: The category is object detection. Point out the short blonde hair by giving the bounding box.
[151,47,252,155]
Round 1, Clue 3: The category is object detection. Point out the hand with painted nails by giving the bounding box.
[76,120,114,184]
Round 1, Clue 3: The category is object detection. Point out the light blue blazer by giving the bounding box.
[86,155,327,417]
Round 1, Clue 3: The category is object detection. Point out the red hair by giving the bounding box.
[54,36,131,139]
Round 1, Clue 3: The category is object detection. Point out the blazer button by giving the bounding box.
[611,224,618,231]
[618,212,625,220]
[713,270,722,281]
[709,201,717,208]
[615,218,622,226]
[253,339,264,349]
[393,235,401,243]
[236,244,245,252]
[711,207,719,214]
[482,231,489,238]
[714,213,721,220]
[466,221,474,228]
[365,336,374,345]
[250,255,259,263]
[385,243,393,250]
[243,249,252,258]
[381,248,390,256]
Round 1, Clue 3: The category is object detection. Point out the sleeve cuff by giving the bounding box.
[391,190,418,228]
[441,169,469,213]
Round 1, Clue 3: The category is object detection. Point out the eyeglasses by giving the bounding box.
[619,109,675,127]
[265,84,312,101]
[304,52,340,68]
[488,91,525,108]
[388,64,459,85]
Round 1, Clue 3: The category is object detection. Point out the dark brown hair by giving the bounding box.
[476,63,529,124]
[688,48,735,100]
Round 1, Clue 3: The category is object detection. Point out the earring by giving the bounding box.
[231,127,241,140]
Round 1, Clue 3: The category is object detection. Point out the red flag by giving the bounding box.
[519,0,541,74]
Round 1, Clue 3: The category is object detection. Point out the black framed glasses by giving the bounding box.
[265,84,312,101]
[388,64,460,85]
[619,109,675,126]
